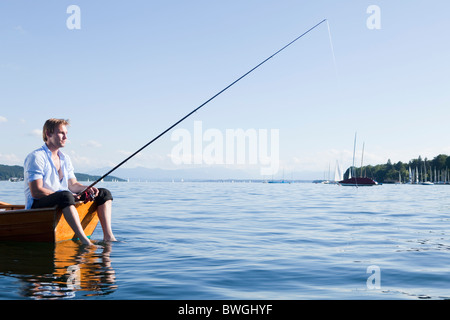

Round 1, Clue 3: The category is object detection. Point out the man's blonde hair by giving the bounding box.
[42,118,70,142]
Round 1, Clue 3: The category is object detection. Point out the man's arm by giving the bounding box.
[68,178,98,197]
[29,179,55,199]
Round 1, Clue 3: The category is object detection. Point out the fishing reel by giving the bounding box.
[83,191,96,203]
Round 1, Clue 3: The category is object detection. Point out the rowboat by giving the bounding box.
[0,201,99,242]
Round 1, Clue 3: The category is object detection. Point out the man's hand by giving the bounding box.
[74,186,99,203]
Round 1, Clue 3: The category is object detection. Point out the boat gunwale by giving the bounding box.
[0,206,58,215]
[0,201,99,242]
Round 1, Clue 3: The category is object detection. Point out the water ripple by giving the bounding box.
[2,181,450,299]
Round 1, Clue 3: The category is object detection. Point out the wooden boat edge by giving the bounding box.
[0,201,99,242]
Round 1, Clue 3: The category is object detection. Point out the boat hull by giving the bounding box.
[338,177,378,186]
[0,201,99,242]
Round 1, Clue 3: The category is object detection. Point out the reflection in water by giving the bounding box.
[0,240,117,299]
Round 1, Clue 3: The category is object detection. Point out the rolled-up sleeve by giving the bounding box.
[65,154,76,180]
[24,152,45,182]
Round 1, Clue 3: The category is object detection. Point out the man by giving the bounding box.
[24,118,116,245]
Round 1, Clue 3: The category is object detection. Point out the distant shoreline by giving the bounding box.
[0,164,125,182]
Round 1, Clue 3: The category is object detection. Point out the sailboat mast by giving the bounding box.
[360,142,365,177]
[352,132,357,177]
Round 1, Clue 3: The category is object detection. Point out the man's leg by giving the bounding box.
[62,205,92,245]
[97,200,117,241]
[95,188,117,242]
[33,191,92,245]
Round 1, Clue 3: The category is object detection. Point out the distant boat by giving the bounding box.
[333,160,343,184]
[339,177,378,186]
[338,133,378,186]
[268,180,290,184]
[267,168,290,184]
[395,171,402,184]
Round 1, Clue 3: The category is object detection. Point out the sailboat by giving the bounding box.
[331,160,343,184]
[339,176,378,186]
[338,133,378,186]
[420,160,434,185]
[321,163,331,184]
[268,168,290,184]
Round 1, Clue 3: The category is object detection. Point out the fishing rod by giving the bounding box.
[79,19,327,196]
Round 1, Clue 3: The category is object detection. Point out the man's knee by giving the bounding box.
[59,191,77,208]
[96,188,113,206]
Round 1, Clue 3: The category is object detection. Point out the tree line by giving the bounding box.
[0,165,23,181]
[344,154,450,183]
[0,164,125,182]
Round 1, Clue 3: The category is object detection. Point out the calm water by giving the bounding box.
[1,180,450,300]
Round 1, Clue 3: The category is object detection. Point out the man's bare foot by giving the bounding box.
[103,236,117,242]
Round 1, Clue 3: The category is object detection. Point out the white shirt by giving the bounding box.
[24,144,76,209]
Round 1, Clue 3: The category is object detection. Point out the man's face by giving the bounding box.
[47,124,68,149]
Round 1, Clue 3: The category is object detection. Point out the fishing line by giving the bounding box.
[326,20,339,82]
[79,19,328,195]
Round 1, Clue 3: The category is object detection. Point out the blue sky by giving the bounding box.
[1,1,449,179]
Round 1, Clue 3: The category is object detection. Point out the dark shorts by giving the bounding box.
[31,188,113,209]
